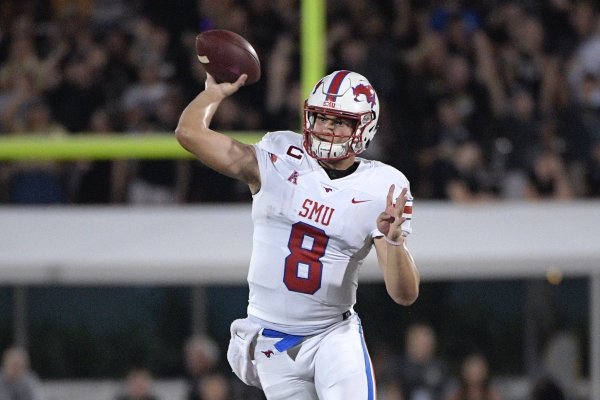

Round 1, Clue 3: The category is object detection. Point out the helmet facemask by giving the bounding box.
[304,106,374,160]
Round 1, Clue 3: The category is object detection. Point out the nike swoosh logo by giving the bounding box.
[352,198,371,204]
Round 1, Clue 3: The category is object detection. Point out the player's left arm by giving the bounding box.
[373,185,420,305]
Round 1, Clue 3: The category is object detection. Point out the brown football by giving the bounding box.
[195,29,261,85]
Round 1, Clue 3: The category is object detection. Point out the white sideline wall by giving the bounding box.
[0,201,598,284]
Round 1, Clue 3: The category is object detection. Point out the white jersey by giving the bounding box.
[247,131,412,335]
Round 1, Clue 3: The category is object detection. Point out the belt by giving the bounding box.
[262,311,352,352]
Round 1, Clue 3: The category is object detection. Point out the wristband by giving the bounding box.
[384,236,404,246]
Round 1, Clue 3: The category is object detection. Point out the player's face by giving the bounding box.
[313,114,355,143]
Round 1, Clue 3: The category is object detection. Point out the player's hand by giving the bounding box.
[205,73,247,98]
[376,185,409,241]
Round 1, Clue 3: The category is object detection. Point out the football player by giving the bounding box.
[175,70,420,400]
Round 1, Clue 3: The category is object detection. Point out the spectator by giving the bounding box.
[397,323,449,400]
[4,99,69,204]
[183,335,220,400]
[495,87,542,199]
[432,141,497,202]
[100,28,137,113]
[446,353,501,400]
[45,53,106,133]
[265,34,299,130]
[563,72,600,194]
[197,372,232,400]
[524,151,574,200]
[494,6,561,115]
[440,53,493,136]
[529,376,564,400]
[0,346,45,400]
[182,336,264,399]
[39,12,107,132]
[117,86,191,205]
[585,141,600,196]
[121,63,169,122]
[572,72,600,146]
[371,343,404,400]
[566,2,600,103]
[542,331,581,399]
[73,108,121,203]
[114,368,160,400]
[0,70,40,133]
[0,14,58,95]
[429,0,481,44]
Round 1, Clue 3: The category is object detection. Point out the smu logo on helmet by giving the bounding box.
[352,84,377,107]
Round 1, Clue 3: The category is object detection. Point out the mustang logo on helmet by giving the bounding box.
[352,84,377,107]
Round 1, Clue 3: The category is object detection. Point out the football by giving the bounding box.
[195,29,261,85]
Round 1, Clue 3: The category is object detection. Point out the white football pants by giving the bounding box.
[253,314,376,400]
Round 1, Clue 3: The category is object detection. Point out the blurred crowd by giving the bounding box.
[1,325,575,400]
[1,0,600,204]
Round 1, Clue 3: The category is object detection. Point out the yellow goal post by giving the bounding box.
[0,132,264,161]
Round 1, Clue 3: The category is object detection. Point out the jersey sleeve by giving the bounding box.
[252,131,303,196]
[392,169,413,236]
[400,192,413,236]
[252,132,275,193]
[254,131,301,154]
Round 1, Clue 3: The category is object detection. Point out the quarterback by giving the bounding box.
[175,70,420,400]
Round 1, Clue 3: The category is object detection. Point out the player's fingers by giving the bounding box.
[205,73,216,88]
[378,211,394,222]
[394,216,406,227]
[234,74,248,87]
[223,74,248,95]
[395,187,408,207]
[393,188,407,213]
[220,74,247,96]
[386,184,395,207]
